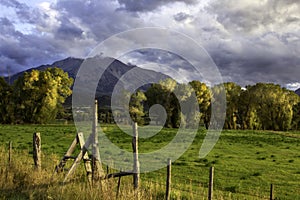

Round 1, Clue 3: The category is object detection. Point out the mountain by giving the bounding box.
[7,56,170,105]
[7,57,83,84]
[296,88,300,96]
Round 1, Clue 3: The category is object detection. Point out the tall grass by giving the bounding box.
[0,146,146,200]
[1,125,300,199]
[1,146,210,200]
[0,145,269,200]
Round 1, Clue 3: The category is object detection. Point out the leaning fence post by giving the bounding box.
[116,169,122,199]
[166,158,172,200]
[208,166,214,200]
[33,132,41,171]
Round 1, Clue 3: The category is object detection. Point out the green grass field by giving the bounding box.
[0,124,300,199]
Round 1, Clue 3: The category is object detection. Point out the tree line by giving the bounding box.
[0,68,299,131]
[129,79,300,131]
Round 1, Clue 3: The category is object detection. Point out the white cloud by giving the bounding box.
[286,82,300,91]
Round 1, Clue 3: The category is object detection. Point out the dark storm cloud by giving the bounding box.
[16,7,47,24]
[0,0,145,76]
[54,0,146,43]
[173,12,193,22]
[0,0,47,25]
[0,16,64,75]
[208,0,300,34]
[0,17,28,73]
[207,39,300,86]
[117,0,197,12]
[0,0,27,9]
[0,17,18,35]
[131,49,193,69]
[202,0,300,87]
[0,0,299,90]
[55,17,83,40]
[0,42,30,65]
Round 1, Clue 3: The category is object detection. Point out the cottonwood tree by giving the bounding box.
[223,82,242,129]
[146,78,200,128]
[239,83,299,131]
[112,89,147,125]
[292,102,300,130]
[12,68,73,124]
[0,77,13,123]
[189,81,211,129]
[129,90,147,125]
[146,78,178,128]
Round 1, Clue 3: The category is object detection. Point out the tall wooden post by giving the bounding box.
[33,132,41,171]
[208,166,214,200]
[132,122,140,197]
[270,184,274,200]
[92,99,104,181]
[116,169,122,199]
[166,158,172,200]
[8,141,12,165]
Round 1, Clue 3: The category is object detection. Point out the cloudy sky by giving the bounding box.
[0,0,299,90]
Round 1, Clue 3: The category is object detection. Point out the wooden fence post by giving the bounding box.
[33,132,41,171]
[116,169,122,199]
[166,158,172,200]
[208,166,214,200]
[132,122,140,198]
[270,184,274,200]
[92,99,104,181]
[8,141,12,165]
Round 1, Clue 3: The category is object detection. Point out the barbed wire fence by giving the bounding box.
[138,162,282,200]
[2,139,289,199]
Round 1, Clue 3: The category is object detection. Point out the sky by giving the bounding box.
[0,0,299,90]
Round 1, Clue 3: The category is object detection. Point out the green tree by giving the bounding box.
[12,68,73,124]
[190,81,211,129]
[129,90,147,125]
[112,89,147,125]
[238,88,261,130]
[146,78,178,128]
[223,82,242,129]
[239,83,299,130]
[292,102,300,130]
[146,78,200,128]
[0,77,13,123]
[173,82,199,128]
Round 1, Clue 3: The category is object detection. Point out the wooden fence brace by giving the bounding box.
[77,132,93,183]
[208,166,214,200]
[270,184,274,200]
[166,158,172,200]
[61,133,93,183]
[103,171,134,179]
[33,132,41,171]
[132,122,140,198]
[54,134,78,173]
[92,99,104,181]
[8,141,12,165]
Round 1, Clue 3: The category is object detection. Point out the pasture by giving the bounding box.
[0,124,300,199]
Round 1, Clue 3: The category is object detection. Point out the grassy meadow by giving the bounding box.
[0,124,300,199]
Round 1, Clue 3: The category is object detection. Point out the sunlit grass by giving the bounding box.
[0,124,300,199]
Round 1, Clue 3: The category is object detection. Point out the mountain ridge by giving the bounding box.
[296,88,300,96]
[6,56,170,97]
